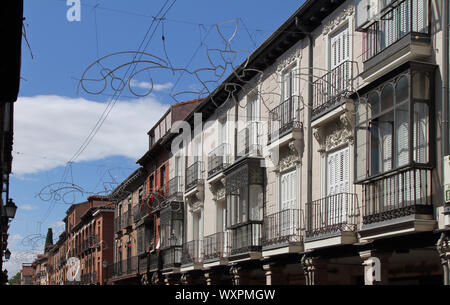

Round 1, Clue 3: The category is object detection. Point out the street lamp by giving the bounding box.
[4,249,11,260]
[4,199,17,219]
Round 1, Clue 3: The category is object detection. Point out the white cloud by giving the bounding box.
[4,250,40,279]
[129,80,173,91]
[50,221,65,229]
[13,95,169,175]
[20,204,38,211]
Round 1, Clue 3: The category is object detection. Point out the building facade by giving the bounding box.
[139,0,450,285]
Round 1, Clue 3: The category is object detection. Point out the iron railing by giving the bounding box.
[268,96,303,142]
[203,231,231,262]
[181,240,203,265]
[312,60,353,118]
[185,161,203,192]
[149,252,161,271]
[110,256,139,277]
[230,223,262,256]
[121,210,133,229]
[262,209,303,247]
[362,168,432,224]
[363,0,430,61]
[114,216,122,232]
[305,193,359,238]
[207,143,231,178]
[91,271,97,284]
[161,247,182,270]
[237,122,262,158]
[167,176,183,198]
[133,204,142,222]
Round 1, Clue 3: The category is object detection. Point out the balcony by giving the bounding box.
[262,209,304,252]
[111,256,138,279]
[167,176,183,200]
[161,247,182,271]
[267,96,303,143]
[149,252,162,272]
[114,216,122,233]
[121,210,133,231]
[237,121,262,159]
[305,193,359,250]
[185,161,204,193]
[362,0,431,81]
[359,168,435,240]
[181,240,203,267]
[312,60,354,120]
[230,223,262,258]
[133,204,142,223]
[207,144,231,179]
[203,232,230,264]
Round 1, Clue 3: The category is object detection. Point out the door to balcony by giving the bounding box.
[326,146,349,226]
[280,170,297,237]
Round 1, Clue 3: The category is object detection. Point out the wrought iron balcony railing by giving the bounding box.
[149,252,161,272]
[362,168,433,225]
[114,216,122,232]
[363,0,430,61]
[237,122,262,158]
[305,193,359,239]
[133,204,142,222]
[185,161,204,192]
[121,210,133,229]
[230,223,262,256]
[167,176,183,198]
[208,143,231,178]
[181,240,203,266]
[203,231,231,262]
[262,209,304,248]
[268,96,303,143]
[312,60,353,119]
[161,246,182,270]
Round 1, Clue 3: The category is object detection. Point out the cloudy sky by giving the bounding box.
[5,0,304,278]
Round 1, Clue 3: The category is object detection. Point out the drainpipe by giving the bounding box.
[297,19,314,221]
[443,0,449,161]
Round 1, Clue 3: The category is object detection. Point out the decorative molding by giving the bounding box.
[276,47,302,72]
[209,180,226,201]
[322,5,354,36]
[278,144,302,173]
[313,112,354,154]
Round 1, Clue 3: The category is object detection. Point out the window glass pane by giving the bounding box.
[396,75,409,103]
[368,92,380,119]
[370,111,393,175]
[412,72,430,99]
[381,83,394,111]
[249,184,263,221]
[395,102,409,167]
[356,123,368,180]
[413,102,429,163]
[240,186,248,223]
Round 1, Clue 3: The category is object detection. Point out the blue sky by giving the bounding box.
[5,0,305,277]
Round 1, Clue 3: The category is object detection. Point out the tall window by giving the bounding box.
[160,166,166,190]
[355,65,433,183]
[282,66,298,101]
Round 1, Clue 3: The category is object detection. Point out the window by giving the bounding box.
[327,147,349,195]
[354,65,433,182]
[160,166,166,190]
[149,175,154,193]
[280,170,297,210]
[282,66,298,101]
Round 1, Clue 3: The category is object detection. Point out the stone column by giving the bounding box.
[301,256,327,285]
[359,250,390,285]
[437,232,450,285]
[229,266,241,285]
[263,264,272,285]
[204,272,212,285]
[164,273,179,285]
[180,273,189,285]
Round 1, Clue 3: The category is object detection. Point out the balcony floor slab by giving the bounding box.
[262,243,303,258]
[304,231,356,251]
[359,214,436,241]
